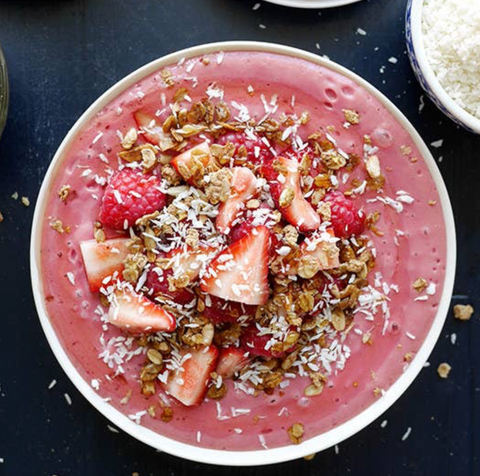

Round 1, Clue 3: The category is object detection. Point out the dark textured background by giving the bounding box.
[0,0,478,475]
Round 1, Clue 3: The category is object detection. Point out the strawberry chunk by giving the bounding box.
[289,230,340,278]
[80,238,130,292]
[165,245,218,283]
[145,268,195,305]
[264,156,321,232]
[163,345,219,406]
[99,169,166,230]
[133,111,165,145]
[216,131,274,165]
[171,142,214,185]
[146,246,218,305]
[216,167,258,234]
[216,347,250,379]
[203,295,256,324]
[108,288,176,334]
[240,324,294,358]
[201,226,271,305]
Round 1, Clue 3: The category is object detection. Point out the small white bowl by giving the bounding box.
[30,41,456,466]
[263,0,362,8]
[406,0,480,134]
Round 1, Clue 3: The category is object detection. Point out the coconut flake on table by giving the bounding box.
[430,139,444,148]
[422,0,480,119]
[401,427,412,441]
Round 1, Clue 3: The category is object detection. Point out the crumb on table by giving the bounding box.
[437,362,451,379]
[453,304,474,321]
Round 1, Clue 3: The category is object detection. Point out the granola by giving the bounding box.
[453,304,474,321]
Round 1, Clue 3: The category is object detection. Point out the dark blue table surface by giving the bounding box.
[0,0,478,475]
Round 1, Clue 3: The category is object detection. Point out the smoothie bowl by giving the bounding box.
[31,42,455,465]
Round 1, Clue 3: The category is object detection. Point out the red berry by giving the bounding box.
[282,145,324,178]
[323,191,365,238]
[145,268,194,305]
[240,324,295,358]
[216,132,273,165]
[203,295,256,324]
[229,203,280,254]
[100,169,166,230]
[230,221,253,243]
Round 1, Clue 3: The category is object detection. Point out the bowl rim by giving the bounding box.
[30,40,456,466]
[263,0,362,9]
[408,0,480,134]
[0,43,9,139]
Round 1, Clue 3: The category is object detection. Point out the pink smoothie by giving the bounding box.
[39,51,447,451]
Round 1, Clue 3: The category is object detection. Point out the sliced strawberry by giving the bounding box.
[229,220,254,244]
[282,145,324,179]
[289,230,340,277]
[216,167,258,234]
[216,131,274,166]
[201,226,271,305]
[240,324,294,358]
[145,246,217,305]
[163,345,219,406]
[108,288,176,334]
[133,111,165,145]
[264,156,321,232]
[203,295,256,324]
[171,142,214,185]
[165,245,218,282]
[216,347,251,379]
[80,238,130,293]
[145,268,195,305]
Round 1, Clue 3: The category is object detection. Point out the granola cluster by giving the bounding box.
[91,82,383,411]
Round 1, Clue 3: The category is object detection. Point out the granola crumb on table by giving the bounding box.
[453,304,474,321]
[437,362,451,379]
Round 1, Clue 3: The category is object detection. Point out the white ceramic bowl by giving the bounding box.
[406,0,480,134]
[30,41,456,466]
[264,0,362,8]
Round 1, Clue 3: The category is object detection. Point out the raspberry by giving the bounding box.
[99,169,166,229]
[216,131,273,165]
[203,295,256,324]
[323,191,365,238]
[145,268,194,305]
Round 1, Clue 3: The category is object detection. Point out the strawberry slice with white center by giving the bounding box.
[80,238,130,292]
[162,345,219,406]
[171,142,214,185]
[289,229,340,278]
[165,245,218,283]
[216,167,258,234]
[108,287,176,334]
[264,156,321,232]
[133,111,165,145]
[216,347,250,379]
[200,226,271,305]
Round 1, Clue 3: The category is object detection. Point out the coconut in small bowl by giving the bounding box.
[406,0,480,134]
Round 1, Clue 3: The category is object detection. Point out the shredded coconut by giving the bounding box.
[422,0,480,119]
